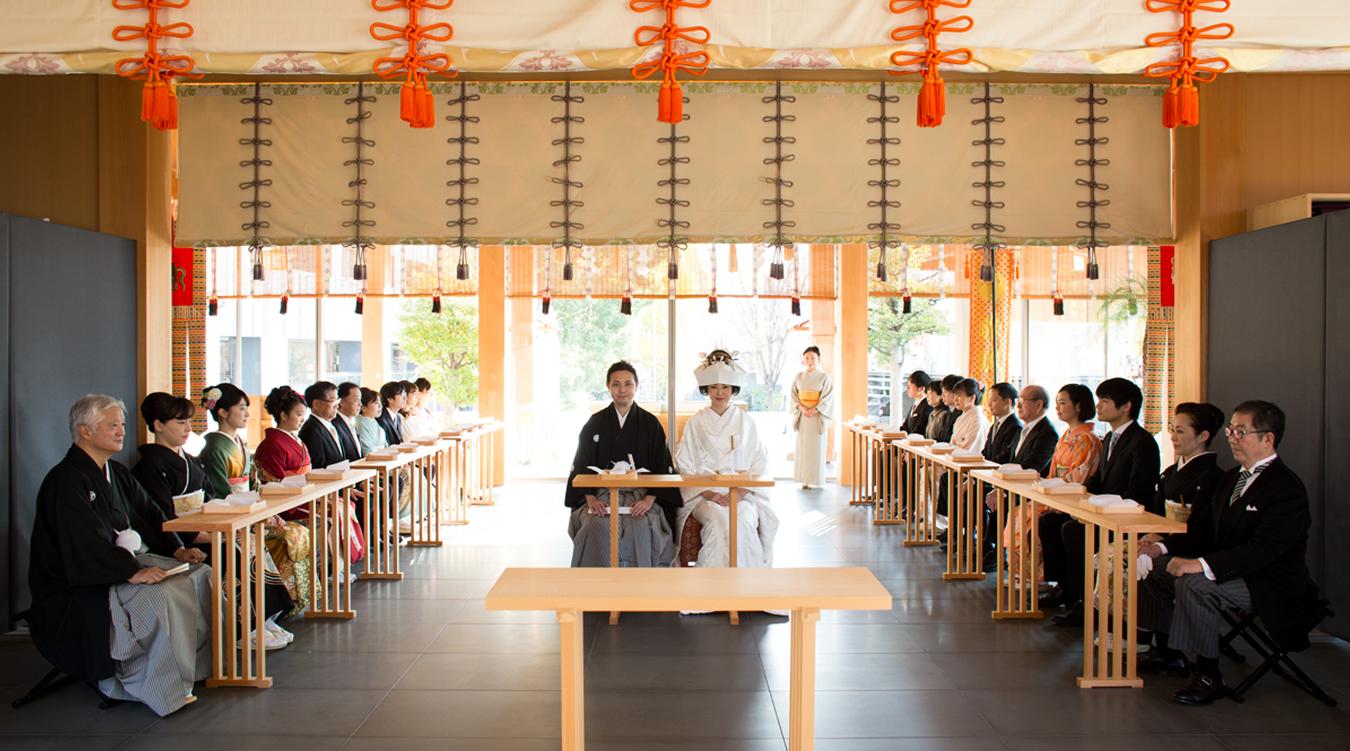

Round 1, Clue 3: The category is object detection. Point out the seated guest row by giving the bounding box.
[26,375,446,717]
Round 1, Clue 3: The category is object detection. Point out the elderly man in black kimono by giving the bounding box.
[564,361,680,567]
[28,394,211,716]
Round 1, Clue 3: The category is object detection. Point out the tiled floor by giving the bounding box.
[4,482,1350,750]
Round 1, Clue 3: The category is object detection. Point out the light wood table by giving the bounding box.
[844,422,881,507]
[968,469,1186,687]
[572,473,775,625]
[486,566,892,751]
[917,450,998,580]
[870,430,908,525]
[892,439,942,547]
[354,442,444,556]
[163,471,374,688]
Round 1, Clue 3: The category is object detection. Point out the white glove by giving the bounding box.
[1136,552,1153,581]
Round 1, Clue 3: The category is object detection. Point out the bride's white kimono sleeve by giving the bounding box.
[673,408,777,567]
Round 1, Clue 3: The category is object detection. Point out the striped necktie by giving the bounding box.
[1228,468,1254,506]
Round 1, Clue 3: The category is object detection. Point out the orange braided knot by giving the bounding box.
[371,0,456,128]
[630,0,712,124]
[888,0,973,128]
[113,0,200,130]
[1143,0,1232,128]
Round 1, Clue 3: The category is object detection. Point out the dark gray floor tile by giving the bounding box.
[1002,736,1228,751]
[1215,735,1350,751]
[963,687,1212,736]
[283,619,448,653]
[814,740,1008,751]
[352,578,495,601]
[928,651,1082,689]
[585,653,767,692]
[0,642,54,688]
[345,739,561,751]
[761,652,958,691]
[758,623,929,655]
[589,740,786,751]
[0,684,160,734]
[396,653,558,691]
[891,597,1000,624]
[143,687,386,737]
[135,736,347,751]
[356,690,560,738]
[772,690,998,738]
[590,623,764,655]
[262,650,417,690]
[0,736,131,751]
[904,622,1080,653]
[1189,687,1350,734]
[424,624,561,654]
[586,690,781,739]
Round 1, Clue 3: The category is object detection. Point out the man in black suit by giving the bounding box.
[1044,378,1161,626]
[375,381,407,446]
[1010,385,1059,477]
[902,371,933,435]
[981,382,1022,464]
[928,374,962,443]
[333,382,365,462]
[1137,400,1317,704]
[299,381,346,469]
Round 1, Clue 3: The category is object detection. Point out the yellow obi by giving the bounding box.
[799,390,820,410]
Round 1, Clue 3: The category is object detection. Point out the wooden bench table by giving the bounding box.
[354,442,445,563]
[919,450,998,580]
[969,468,1186,687]
[892,439,942,547]
[485,566,891,751]
[870,429,908,524]
[572,473,775,625]
[844,421,880,507]
[163,470,374,688]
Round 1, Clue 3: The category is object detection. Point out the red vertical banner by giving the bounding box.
[172,246,194,307]
[1159,244,1175,307]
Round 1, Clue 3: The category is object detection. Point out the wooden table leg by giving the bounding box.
[729,487,740,626]
[788,607,820,751]
[1077,525,1144,688]
[308,492,357,621]
[558,608,585,751]
[609,491,620,625]
[209,530,222,682]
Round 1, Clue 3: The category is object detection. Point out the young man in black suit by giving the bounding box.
[375,381,407,446]
[299,380,346,469]
[981,382,1022,464]
[1045,377,1161,626]
[332,382,366,462]
[1137,400,1317,704]
[902,370,933,435]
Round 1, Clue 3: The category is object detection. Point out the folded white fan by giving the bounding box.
[1088,494,1125,507]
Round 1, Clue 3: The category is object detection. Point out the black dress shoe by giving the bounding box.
[1052,601,1084,627]
[1173,672,1226,705]
[1038,585,1066,609]
[1137,649,1188,676]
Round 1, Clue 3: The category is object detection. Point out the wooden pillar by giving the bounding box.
[809,244,838,465]
[1173,125,1204,402]
[839,243,867,486]
[510,248,535,470]
[478,245,506,485]
[96,76,173,436]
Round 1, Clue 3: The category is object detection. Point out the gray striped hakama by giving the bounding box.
[98,553,212,716]
[568,488,675,567]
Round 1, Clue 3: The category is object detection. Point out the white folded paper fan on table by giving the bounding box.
[1035,477,1066,489]
[1088,494,1125,507]
[281,475,309,487]
[953,449,981,458]
[1089,494,1144,513]
[325,460,351,472]
[999,464,1024,473]
[224,491,261,505]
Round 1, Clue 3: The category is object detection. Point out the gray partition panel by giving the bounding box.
[1208,215,1335,637]
[0,215,9,631]
[1323,211,1350,638]
[5,214,137,627]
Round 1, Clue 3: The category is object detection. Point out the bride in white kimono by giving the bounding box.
[674,350,780,569]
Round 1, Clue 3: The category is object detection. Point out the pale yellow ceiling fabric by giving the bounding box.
[176,81,1172,249]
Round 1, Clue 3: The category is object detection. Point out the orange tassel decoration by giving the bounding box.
[371,0,456,129]
[631,0,712,124]
[889,0,973,128]
[113,0,200,131]
[1143,0,1232,128]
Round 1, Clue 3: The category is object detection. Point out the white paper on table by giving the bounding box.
[953,449,982,458]
[325,460,351,472]
[1034,477,1066,489]
[932,442,952,450]
[280,475,309,487]
[223,491,261,505]
[998,463,1024,473]
[1088,494,1125,507]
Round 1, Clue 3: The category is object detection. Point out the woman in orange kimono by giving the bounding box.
[1004,383,1102,583]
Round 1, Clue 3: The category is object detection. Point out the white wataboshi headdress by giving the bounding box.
[694,350,747,388]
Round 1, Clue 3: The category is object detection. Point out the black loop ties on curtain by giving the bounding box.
[761,81,796,281]
[550,81,585,281]
[1075,82,1111,280]
[340,81,376,282]
[238,82,273,282]
[445,81,481,281]
[970,82,1006,283]
[867,81,903,282]
[656,94,691,280]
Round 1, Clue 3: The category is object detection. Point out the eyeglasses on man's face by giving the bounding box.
[1224,425,1268,440]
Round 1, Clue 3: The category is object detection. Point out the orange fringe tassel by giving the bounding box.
[113,0,199,131]
[888,0,974,129]
[630,0,711,124]
[371,0,456,129]
[1143,0,1233,129]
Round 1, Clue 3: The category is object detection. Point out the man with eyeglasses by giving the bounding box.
[1135,400,1317,705]
[300,381,348,469]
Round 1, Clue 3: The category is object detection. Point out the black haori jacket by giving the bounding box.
[27,446,181,681]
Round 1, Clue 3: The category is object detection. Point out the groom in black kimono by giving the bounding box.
[564,361,682,532]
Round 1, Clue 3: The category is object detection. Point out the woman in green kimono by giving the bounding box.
[199,383,311,624]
